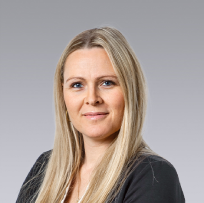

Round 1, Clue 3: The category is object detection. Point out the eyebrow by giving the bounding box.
[65,75,118,83]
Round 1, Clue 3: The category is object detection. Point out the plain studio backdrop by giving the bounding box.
[0,1,203,202]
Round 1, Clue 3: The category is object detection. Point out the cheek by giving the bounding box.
[111,92,125,116]
[63,93,79,115]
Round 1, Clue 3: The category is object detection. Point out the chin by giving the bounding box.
[83,132,108,139]
[82,128,118,141]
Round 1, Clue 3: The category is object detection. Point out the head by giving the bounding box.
[54,27,147,151]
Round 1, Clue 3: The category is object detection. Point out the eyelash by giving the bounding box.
[71,80,115,88]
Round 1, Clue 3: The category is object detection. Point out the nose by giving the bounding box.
[84,86,103,106]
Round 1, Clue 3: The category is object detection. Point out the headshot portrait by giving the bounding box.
[1,1,203,203]
[15,27,185,203]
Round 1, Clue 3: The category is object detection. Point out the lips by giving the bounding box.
[83,112,108,116]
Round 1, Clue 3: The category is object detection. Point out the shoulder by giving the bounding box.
[114,155,185,203]
[16,150,52,203]
[132,155,180,185]
[25,150,52,179]
[34,150,52,166]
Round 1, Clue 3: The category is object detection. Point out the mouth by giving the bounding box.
[83,112,109,120]
[83,112,108,116]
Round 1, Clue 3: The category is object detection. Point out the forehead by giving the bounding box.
[64,48,116,77]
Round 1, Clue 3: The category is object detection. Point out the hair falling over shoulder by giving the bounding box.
[34,26,155,203]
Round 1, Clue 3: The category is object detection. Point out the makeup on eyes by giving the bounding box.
[70,80,116,88]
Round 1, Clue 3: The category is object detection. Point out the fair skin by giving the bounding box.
[63,48,125,203]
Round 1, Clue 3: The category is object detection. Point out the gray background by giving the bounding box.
[0,1,203,202]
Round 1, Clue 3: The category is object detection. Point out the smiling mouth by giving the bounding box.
[83,113,109,120]
[83,112,109,116]
[85,113,108,116]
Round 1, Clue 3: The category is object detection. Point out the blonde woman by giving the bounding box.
[16,27,185,203]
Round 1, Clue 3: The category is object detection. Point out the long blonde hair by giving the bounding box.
[35,26,154,203]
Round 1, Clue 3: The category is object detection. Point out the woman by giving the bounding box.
[16,27,185,203]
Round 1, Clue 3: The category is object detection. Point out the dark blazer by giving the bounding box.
[16,150,185,203]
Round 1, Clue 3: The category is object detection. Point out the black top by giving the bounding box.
[16,150,185,203]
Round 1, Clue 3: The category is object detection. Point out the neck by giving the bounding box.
[82,132,118,169]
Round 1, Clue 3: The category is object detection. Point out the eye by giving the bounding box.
[71,82,83,88]
[102,80,115,86]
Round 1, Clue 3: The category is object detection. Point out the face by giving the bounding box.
[63,48,125,143]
